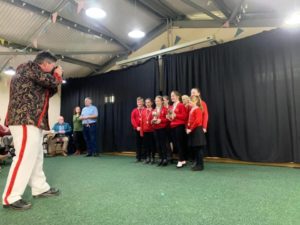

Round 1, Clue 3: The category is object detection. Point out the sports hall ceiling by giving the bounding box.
[0,0,295,78]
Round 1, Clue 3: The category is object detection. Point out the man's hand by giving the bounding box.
[137,127,141,131]
[54,66,63,76]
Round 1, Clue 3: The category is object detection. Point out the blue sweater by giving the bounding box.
[52,122,72,134]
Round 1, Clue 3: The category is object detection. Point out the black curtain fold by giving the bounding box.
[61,58,159,152]
[163,28,300,162]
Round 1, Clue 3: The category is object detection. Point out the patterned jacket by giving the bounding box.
[5,61,62,130]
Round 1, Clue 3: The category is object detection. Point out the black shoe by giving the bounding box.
[162,159,168,166]
[150,159,156,165]
[93,153,99,157]
[157,160,163,166]
[85,154,92,157]
[3,199,31,210]
[33,188,60,198]
[135,159,141,163]
[144,158,150,164]
[191,166,204,171]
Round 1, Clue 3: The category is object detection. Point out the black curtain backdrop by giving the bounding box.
[61,58,159,152]
[163,28,300,162]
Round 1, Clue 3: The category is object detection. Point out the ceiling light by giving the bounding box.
[3,67,16,76]
[128,29,145,39]
[85,7,106,19]
[284,12,300,26]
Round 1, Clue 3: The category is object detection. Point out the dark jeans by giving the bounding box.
[171,125,186,161]
[135,130,144,160]
[83,124,97,155]
[154,128,168,160]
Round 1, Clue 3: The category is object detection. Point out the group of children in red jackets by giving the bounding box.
[131,88,208,171]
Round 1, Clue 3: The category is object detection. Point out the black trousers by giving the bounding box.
[191,146,205,167]
[143,132,155,159]
[135,130,144,160]
[154,128,168,160]
[73,131,86,152]
[171,125,186,161]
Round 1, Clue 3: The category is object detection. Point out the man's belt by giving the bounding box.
[83,123,96,127]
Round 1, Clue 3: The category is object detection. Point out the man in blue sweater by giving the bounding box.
[47,116,72,156]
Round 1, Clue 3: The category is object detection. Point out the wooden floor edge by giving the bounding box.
[104,152,300,168]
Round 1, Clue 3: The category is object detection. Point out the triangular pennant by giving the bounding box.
[0,38,5,45]
[160,44,166,50]
[32,38,38,48]
[77,0,85,14]
[222,21,230,28]
[174,35,181,45]
[234,27,244,37]
[52,12,58,23]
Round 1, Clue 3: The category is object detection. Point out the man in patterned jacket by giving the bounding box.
[2,51,63,210]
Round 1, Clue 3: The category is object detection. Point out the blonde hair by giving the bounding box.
[136,96,144,102]
[181,95,190,105]
[190,95,203,111]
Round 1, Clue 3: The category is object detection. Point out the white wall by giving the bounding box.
[0,75,61,128]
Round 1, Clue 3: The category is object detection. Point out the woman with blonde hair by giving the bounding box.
[152,96,168,166]
[167,91,188,168]
[186,93,209,171]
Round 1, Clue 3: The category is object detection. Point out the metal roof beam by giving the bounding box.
[173,18,281,28]
[56,55,102,71]
[131,22,168,51]
[212,0,231,19]
[0,40,103,70]
[181,0,225,23]
[227,0,245,24]
[138,0,178,19]
[88,21,168,75]
[129,0,166,18]
[4,0,132,51]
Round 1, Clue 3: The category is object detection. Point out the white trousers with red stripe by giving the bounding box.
[2,125,50,205]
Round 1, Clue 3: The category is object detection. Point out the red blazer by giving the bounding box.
[185,104,192,114]
[141,108,154,133]
[130,107,143,130]
[201,101,209,129]
[187,102,209,131]
[152,106,168,130]
[170,102,188,128]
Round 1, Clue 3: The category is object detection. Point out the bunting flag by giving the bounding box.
[0,38,5,45]
[77,0,85,14]
[174,35,181,45]
[32,38,38,48]
[52,12,58,23]
[222,20,230,28]
[234,27,244,37]
[160,44,166,50]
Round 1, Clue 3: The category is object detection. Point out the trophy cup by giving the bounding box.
[167,108,174,120]
[152,111,158,124]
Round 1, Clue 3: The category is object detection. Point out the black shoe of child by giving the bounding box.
[157,160,163,166]
[162,159,168,166]
[191,166,204,171]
